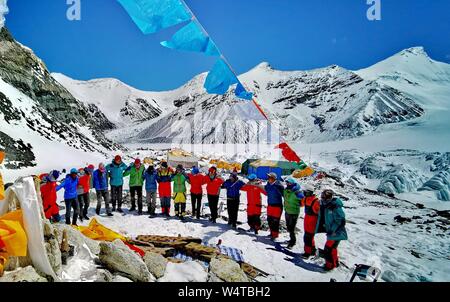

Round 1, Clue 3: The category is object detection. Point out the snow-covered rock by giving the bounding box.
[209,257,249,282]
[143,252,168,279]
[53,224,100,255]
[43,221,62,274]
[159,261,208,282]
[98,239,155,282]
[0,266,48,282]
[418,169,450,201]
[378,164,426,194]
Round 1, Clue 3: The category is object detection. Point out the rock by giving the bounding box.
[368,220,377,225]
[0,266,48,282]
[394,215,412,224]
[99,239,154,282]
[53,224,100,255]
[94,269,114,282]
[143,252,168,279]
[43,221,62,273]
[411,251,421,259]
[209,257,249,282]
[416,203,425,209]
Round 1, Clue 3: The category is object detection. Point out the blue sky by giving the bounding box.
[5,0,450,91]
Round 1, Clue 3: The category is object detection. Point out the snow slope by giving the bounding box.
[52,73,175,127]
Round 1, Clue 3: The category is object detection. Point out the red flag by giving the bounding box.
[276,143,301,163]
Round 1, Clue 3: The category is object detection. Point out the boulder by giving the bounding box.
[99,239,154,282]
[143,252,168,279]
[112,275,133,282]
[43,221,62,273]
[94,269,114,282]
[53,224,100,255]
[209,257,249,282]
[0,266,48,282]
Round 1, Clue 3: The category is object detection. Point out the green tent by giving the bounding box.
[241,159,258,175]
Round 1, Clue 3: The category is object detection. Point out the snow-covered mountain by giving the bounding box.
[52,73,175,127]
[0,28,121,172]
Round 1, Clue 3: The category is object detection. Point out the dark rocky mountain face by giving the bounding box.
[0,28,122,168]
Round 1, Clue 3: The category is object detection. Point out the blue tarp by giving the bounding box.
[248,166,283,181]
[204,59,238,95]
[117,0,192,34]
[161,21,220,56]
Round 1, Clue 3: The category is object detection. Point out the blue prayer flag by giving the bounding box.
[161,21,220,56]
[117,0,192,34]
[235,82,254,100]
[204,59,238,95]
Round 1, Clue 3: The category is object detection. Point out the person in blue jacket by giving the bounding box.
[221,173,245,228]
[144,165,158,217]
[56,168,80,225]
[106,155,128,212]
[93,163,113,217]
[315,189,348,271]
[264,172,285,240]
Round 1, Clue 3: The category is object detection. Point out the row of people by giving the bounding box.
[40,156,347,271]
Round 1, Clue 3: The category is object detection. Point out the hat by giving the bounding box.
[267,172,278,180]
[114,155,122,163]
[87,164,95,171]
[70,168,78,175]
[209,166,217,174]
[176,164,184,170]
[247,174,257,181]
[321,189,334,201]
[285,177,298,185]
[161,161,168,168]
[192,166,200,175]
[135,158,141,165]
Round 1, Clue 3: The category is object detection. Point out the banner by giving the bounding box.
[204,59,238,95]
[161,21,220,56]
[118,0,191,34]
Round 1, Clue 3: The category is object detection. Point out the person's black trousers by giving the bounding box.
[285,213,299,244]
[227,197,240,227]
[65,198,79,225]
[207,194,220,222]
[78,193,90,218]
[191,193,202,218]
[110,185,123,210]
[130,186,143,212]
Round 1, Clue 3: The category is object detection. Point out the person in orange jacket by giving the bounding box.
[240,174,267,234]
[300,184,320,258]
[77,167,92,221]
[40,170,62,223]
[205,166,224,223]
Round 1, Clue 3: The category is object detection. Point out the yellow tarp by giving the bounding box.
[250,159,278,168]
[76,218,126,242]
[0,210,28,262]
[211,160,242,171]
[168,149,193,158]
[143,157,154,165]
[292,166,315,178]
[0,151,4,200]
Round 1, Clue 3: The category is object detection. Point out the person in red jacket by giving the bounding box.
[205,166,224,223]
[40,170,61,223]
[77,167,92,221]
[240,174,267,234]
[156,161,174,216]
[187,166,206,219]
[301,184,320,258]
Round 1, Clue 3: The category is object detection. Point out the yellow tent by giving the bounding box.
[0,210,28,276]
[292,166,315,178]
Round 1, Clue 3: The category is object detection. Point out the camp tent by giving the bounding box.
[241,159,258,175]
[167,149,199,169]
[247,159,306,180]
